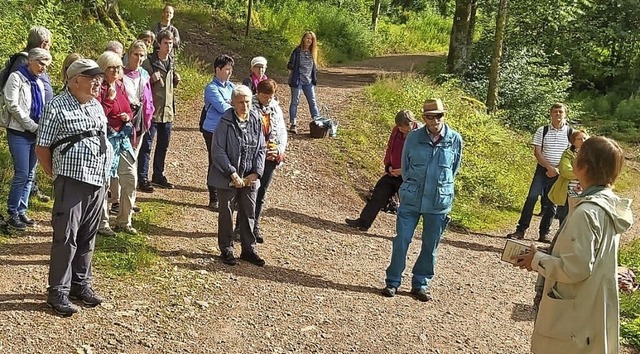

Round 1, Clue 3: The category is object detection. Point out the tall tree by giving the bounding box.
[371,0,382,31]
[486,0,508,113]
[446,0,473,75]
[245,0,253,36]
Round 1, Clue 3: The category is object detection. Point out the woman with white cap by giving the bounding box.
[3,48,52,230]
[242,56,268,95]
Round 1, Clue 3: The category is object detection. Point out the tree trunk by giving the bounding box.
[466,0,477,47]
[371,0,382,31]
[245,0,253,37]
[446,0,473,75]
[486,0,509,113]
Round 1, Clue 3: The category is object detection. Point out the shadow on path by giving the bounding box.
[175,260,380,296]
[0,293,49,313]
[262,207,391,240]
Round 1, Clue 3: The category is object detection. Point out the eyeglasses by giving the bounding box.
[78,75,104,85]
[35,60,50,68]
[422,112,444,120]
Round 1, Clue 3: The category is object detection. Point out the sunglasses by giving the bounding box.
[422,112,444,120]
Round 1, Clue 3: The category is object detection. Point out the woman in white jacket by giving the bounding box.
[3,48,51,230]
[515,136,633,354]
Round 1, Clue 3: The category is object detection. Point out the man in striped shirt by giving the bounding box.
[35,59,113,316]
[507,103,572,243]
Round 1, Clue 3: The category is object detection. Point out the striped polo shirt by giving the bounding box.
[37,89,113,187]
[531,123,570,167]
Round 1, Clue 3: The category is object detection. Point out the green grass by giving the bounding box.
[92,200,180,277]
[619,237,640,348]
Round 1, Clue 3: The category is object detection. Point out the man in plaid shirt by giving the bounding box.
[35,59,112,316]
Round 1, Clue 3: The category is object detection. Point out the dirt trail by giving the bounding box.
[0,47,638,354]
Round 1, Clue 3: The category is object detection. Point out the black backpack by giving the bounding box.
[541,124,574,150]
[0,52,27,90]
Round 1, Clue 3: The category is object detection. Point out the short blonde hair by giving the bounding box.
[96,51,123,71]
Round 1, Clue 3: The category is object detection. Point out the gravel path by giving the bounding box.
[0,41,638,354]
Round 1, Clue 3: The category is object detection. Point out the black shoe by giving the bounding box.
[240,251,265,266]
[110,203,119,215]
[69,285,103,307]
[537,235,551,244]
[381,286,397,297]
[255,227,264,244]
[506,230,525,240]
[47,291,80,316]
[138,180,155,193]
[220,251,237,265]
[345,218,368,232]
[132,205,142,213]
[6,214,26,231]
[288,124,298,134]
[18,214,36,227]
[411,287,432,302]
[208,200,219,211]
[152,176,174,189]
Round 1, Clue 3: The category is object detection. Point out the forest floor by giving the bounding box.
[0,27,639,354]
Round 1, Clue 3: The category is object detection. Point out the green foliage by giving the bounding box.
[375,11,451,54]
[463,41,573,132]
[570,90,640,143]
[343,74,532,231]
[619,237,640,348]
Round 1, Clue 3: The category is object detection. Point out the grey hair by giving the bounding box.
[395,110,416,126]
[26,26,52,50]
[27,48,52,62]
[232,85,253,100]
[105,40,124,54]
[96,50,123,70]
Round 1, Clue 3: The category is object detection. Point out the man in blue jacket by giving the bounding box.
[382,98,463,302]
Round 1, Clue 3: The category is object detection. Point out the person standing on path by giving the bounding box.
[151,4,180,55]
[140,29,180,191]
[35,59,112,316]
[507,103,572,243]
[201,54,235,210]
[515,136,632,354]
[345,110,420,232]
[3,48,51,230]
[242,56,268,94]
[287,30,320,135]
[210,85,266,267]
[382,99,462,302]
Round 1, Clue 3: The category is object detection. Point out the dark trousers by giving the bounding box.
[48,176,105,292]
[138,122,172,182]
[218,187,258,254]
[360,174,403,228]
[255,160,278,226]
[202,131,218,203]
[516,164,558,236]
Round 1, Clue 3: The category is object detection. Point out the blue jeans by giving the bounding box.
[516,164,557,236]
[385,207,449,290]
[289,84,319,125]
[7,131,37,216]
[138,122,172,182]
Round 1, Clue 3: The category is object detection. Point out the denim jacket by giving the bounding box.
[399,124,463,214]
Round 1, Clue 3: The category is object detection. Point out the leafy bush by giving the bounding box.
[464,39,573,132]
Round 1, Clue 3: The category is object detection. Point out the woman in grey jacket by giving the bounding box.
[209,85,266,267]
[3,48,51,230]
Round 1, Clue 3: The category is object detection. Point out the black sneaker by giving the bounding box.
[345,218,368,232]
[133,205,142,213]
[220,251,237,265]
[506,230,525,240]
[69,285,103,307]
[47,291,79,316]
[138,180,155,193]
[208,200,219,211]
[152,176,175,189]
[240,251,265,266]
[381,286,397,297]
[255,226,264,244]
[6,214,26,231]
[110,203,120,215]
[18,214,36,227]
[411,287,432,302]
[537,234,551,244]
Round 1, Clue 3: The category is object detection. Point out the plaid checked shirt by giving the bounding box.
[37,89,113,187]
